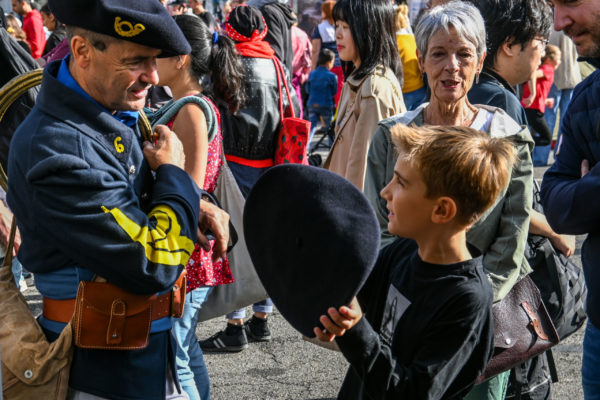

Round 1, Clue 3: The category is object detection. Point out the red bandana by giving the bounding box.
[225,15,274,59]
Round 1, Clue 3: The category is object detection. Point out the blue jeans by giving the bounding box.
[0,256,24,287]
[539,86,574,160]
[402,86,427,111]
[583,321,600,399]
[226,299,273,320]
[173,287,213,400]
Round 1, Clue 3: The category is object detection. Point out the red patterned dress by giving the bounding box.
[167,96,234,292]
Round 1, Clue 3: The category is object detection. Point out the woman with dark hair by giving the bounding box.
[40,4,66,56]
[199,4,300,355]
[311,0,344,105]
[154,14,245,400]
[323,0,405,192]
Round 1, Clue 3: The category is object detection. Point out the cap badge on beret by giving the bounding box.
[114,17,146,38]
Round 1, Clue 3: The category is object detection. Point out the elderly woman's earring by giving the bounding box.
[475,73,480,85]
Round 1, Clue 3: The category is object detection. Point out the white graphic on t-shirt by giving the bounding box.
[381,285,411,346]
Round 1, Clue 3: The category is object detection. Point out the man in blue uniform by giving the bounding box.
[6,0,230,398]
[540,1,600,398]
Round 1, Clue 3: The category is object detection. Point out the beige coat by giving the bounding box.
[324,65,405,191]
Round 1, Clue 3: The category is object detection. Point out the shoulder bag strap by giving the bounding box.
[152,95,218,143]
[273,57,296,119]
[0,217,18,286]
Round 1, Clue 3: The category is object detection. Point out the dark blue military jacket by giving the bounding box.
[541,58,600,332]
[7,61,201,400]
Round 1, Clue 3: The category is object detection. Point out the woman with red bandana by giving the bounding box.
[199,4,301,354]
[153,14,245,400]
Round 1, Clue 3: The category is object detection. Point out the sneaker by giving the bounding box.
[199,324,248,353]
[244,316,272,342]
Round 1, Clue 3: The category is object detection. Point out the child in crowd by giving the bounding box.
[521,44,561,165]
[306,48,337,145]
[315,124,517,399]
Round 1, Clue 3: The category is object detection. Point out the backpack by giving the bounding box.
[527,180,587,341]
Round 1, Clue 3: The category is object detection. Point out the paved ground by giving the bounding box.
[20,162,587,400]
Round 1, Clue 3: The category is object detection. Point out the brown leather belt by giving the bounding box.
[43,291,174,324]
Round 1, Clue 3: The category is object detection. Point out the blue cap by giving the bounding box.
[48,0,191,56]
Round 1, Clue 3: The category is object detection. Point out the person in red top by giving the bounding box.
[11,0,46,59]
[521,44,561,150]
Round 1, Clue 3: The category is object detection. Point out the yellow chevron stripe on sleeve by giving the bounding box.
[102,204,195,266]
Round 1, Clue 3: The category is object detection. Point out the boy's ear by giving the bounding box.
[430,196,457,224]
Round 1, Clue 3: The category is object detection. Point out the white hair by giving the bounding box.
[415,1,486,62]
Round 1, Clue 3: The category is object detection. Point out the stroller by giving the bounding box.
[307,119,335,167]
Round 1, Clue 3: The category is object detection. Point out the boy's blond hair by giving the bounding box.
[389,124,516,225]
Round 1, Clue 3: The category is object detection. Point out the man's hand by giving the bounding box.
[198,200,230,262]
[143,125,185,171]
[313,297,363,342]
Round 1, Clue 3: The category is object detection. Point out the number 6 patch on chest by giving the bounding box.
[114,137,125,153]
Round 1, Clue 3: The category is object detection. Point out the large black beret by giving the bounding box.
[48,0,191,56]
[243,165,380,338]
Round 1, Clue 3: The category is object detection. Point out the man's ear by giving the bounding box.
[500,39,516,58]
[70,35,92,69]
[431,196,457,224]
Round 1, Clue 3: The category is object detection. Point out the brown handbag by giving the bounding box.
[477,275,560,383]
[0,218,73,400]
[73,272,186,350]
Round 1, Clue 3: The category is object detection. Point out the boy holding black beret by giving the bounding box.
[315,124,516,399]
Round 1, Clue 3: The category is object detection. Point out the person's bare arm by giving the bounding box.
[529,209,576,257]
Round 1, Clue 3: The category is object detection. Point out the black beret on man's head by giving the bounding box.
[243,165,381,338]
[48,0,191,56]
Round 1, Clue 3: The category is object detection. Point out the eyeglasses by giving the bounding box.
[535,37,550,50]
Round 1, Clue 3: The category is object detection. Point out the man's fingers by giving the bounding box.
[196,230,211,252]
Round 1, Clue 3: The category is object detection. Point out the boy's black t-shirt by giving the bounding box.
[336,238,494,400]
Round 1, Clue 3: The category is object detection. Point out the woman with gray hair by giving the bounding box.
[364,1,534,396]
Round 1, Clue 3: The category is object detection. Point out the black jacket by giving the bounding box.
[467,69,528,126]
[43,24,67,56]
[249,0,295,71]
[220,56,300,161]
[541,59,600,329]
[0,28,40,170]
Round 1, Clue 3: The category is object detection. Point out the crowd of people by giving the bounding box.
[0,0,599,399]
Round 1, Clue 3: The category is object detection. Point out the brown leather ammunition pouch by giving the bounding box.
[46,272,186,350]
